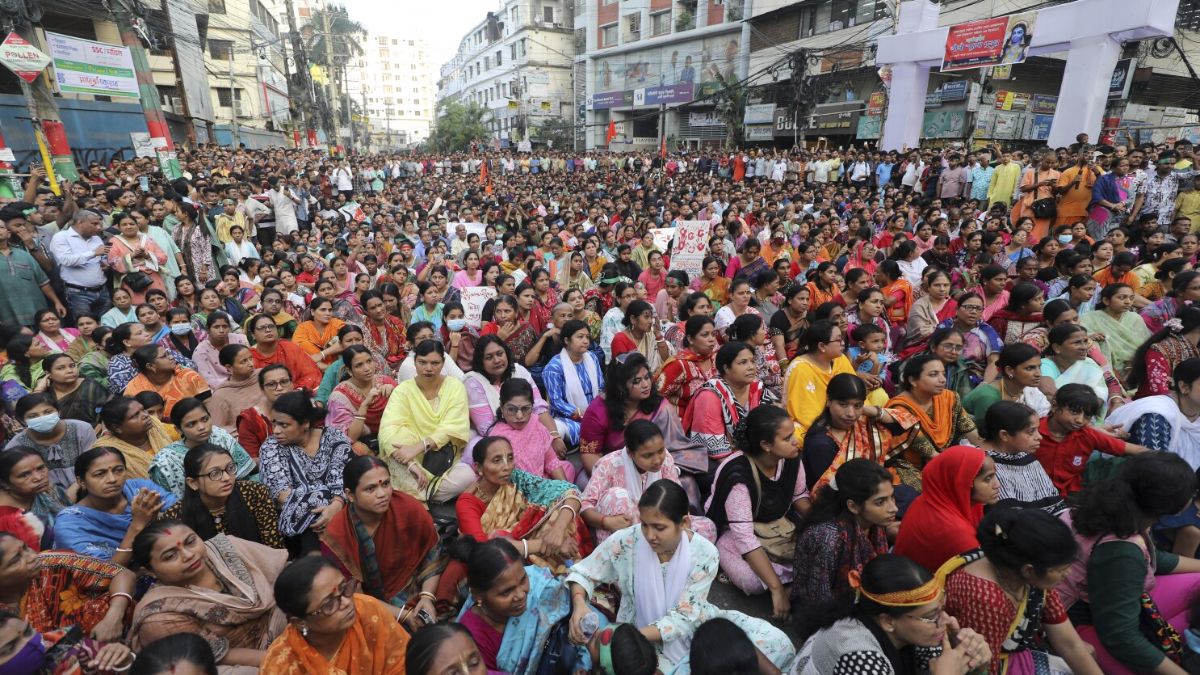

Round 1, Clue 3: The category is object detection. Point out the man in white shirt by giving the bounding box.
[901,152,925,192]
[267,178,300,237]
[332,162,354,195]
[450,223,470,258]
[49,209,112,318]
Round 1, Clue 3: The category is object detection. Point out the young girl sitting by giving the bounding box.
[848,323,890,406]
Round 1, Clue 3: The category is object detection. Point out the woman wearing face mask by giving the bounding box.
[795,554,991,674]
[894,445,1000,573]
[580,420,717,545]
[193,311,249,389]
[6,392,95,498]
[0,610,135,675]
[128,519,288,673]
[161,307,200,360]
[150,398,256,497]
[159,443,283,548]
[791,460,897,620]
[943,508,1103,675]
[568,480,795,674]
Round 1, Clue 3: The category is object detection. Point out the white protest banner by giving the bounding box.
[130,132,155,158]
[462,286,496,328]
[668,220,711,280]
[45,32,139,98]
[649,227,675,253]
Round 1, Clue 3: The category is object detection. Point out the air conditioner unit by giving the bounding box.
[234,100,251,117]
[162,96,182,114]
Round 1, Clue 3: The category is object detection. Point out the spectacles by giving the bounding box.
[262,379,292,390]
[824,337,845,344]
[502,404,533,416]
[939,343,965,353]
[308,578,359,617]
[960,304,984,311]
[199,463,237,481]
[907,606,947,625]
[255,323,277,332]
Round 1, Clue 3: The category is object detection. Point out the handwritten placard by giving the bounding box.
[668,220,711,280]
[461,286,497,328]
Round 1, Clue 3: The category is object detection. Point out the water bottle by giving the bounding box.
[580,611,600,641]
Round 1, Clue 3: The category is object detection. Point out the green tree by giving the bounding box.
[532,117,574,149]
[302,6,366,67]
[429,101,490,152]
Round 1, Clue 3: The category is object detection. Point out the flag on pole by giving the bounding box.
[479,158,488,185]
[605,120,617,145]
[659,134,666,158]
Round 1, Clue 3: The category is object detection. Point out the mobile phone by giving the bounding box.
[416,609,434,625]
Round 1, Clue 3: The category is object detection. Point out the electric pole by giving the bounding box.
[109,0,182,177]
[282,0,317,147]
[228,46,239,146]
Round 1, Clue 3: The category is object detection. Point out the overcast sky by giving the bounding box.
[339,0,501,69]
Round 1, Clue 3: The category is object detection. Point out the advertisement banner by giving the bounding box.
[923,110,967,139]
[813,102,864,133]
[461,287,497,328]
[689,111,722,127]
[857,116,883,140]
[743,103,775,125]
[942,13,1036,72]
[1109,58,1136,100]
[867,91,887,115]
[591,90,631,110]
[993,112,1023,139]
[1030,94,1058,115]
[940,80,969,102]
[644,82,693,105]
[773,107,797,138]
[745,125,773,141]
[45,31,139,98]
[1027,114,1054,141]
[669,220,711,280]
[0,33,50,83]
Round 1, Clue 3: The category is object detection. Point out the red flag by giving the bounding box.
[605,120,617,145]
[479,159,488,185]
[659,135,666,158]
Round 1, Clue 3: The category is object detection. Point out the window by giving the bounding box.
[496,50,503,66]
[544,6,554,22]
[511,43,517,60]
[625,13,640,41]
[207,0,225,13]
[651,11,671,36]
[830,0,857,30]
[208,39,233,60]
[215,87,241,107]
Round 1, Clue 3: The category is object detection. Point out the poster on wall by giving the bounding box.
[922,111,966,139]
[45,31,139,98]
[993,112,1023,139]
[669,220,711,280]
[942,13,1036,72]
[1109,58,1136,100]
[1027,114,1054,141]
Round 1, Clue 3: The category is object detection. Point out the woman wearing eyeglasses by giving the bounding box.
[235,364,294,460]
[246,313,323,392]
[261,555,409,675]
[128,519,289,673]
[150,398,257,498]
[160,443,284,549]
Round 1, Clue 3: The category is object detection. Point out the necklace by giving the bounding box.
[209,506,226,527]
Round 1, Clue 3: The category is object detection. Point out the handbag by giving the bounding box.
[420,441,456,477]
[749,461,797,565]
[1030,170,1058,219]
[534,619,580,675]
[123,271,153,293]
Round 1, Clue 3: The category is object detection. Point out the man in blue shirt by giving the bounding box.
[875,152,896,196]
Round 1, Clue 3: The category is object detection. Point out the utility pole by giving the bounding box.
[111,0,182,177]
[322,8,339,149]
[1,12,77,181]
[228,46,239,146]
[282,0,316,147]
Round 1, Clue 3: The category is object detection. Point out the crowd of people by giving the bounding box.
[3,134,1200,674]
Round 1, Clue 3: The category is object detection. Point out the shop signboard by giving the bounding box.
[942,13,1037,72]
[922,110,967,139]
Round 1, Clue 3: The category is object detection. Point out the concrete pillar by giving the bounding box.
[880,61,929,151]
[1047,36,1121,147]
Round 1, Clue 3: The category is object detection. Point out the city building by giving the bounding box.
[745,0,1200,149]
[437,0,576,147]
[346,34,437,149]
[575,0,749,150]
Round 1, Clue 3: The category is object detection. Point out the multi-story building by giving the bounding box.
[202,0,292,144]
[346,34,437,149]
[575,0,748,150]
[437,0,576,147]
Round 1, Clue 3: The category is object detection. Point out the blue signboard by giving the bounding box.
[592,90,632,110]
[940,80,969,102]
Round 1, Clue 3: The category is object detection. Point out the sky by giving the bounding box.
[338,0,501,69]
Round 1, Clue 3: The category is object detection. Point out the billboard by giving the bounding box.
[593,35,739,103]
[942,13,1036,72]
[923,110,967,139]
[45,31,139,99]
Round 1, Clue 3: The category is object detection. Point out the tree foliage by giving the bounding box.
[532,117,574,149]
[429,101,490,153]
[302,6,365,66]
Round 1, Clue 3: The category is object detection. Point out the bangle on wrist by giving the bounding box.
[418,591,437,602]
[520,539,529,558]
[115,547,132,553]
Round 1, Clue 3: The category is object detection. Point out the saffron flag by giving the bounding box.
[606,120,617,145]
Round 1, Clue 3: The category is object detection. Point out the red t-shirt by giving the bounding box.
[1034,417,1126,497]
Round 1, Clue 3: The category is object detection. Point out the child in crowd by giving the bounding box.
[848,323,889,406]
[979,400,1065,514]
[1034,383,1150,497]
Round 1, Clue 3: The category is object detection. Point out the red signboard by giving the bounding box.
[0,33,50,83]
[942,13,1035,72]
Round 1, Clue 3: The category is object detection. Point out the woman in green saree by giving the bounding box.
[1078,283,1151,388]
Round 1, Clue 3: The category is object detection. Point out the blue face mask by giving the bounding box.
[25,413,59,434]
[170,323,193,335]
[446,319,467,332]
[1057,234,1073,244]
[0,631,46,675]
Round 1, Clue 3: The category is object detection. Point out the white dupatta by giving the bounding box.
[558,348,599,414]
[621,449,662,504]
[1106,394,1200,469]
[634,528,692,665]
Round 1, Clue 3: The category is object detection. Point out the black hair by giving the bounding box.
[559,318,590,343]
[638,479,689,523]
[496,378,535,425]
[810,372,868,435]
[406,320,435,342]
[205,310,233,330]
[900,353,942,392]
[977,507,1079,575]
[677,292,711,321]
[690,618,759,675]
[1043,323,1086,358]
[803,458,892,534]
[273,555,343,618]
[405,623,477,675]
[178,443,261,543]
[733,404,790,457]
[1173,358,1200,394]
[1005,281,1043,313]
[982,401,1036,442]
[811,302,843,323]
[413,339,446,360]
[624,419,663,455]
[798,319,839,355]
[340,344,373,369]
[0,446,45,489]
[258,363,290,388]
[1096,283,1132,311]
[169,396,209,431]
[272,390,324,427]
[728,313,764,342]
[1053,382,1102,418]
[604,352,663,426]
[997,343,1040,376]
[471,334,515,383]
[99,396,142,432]
[622,300,654,328]
[133,391,165,411]
[979,264,1008,282]
[684,314,714,342]
[1071,453,1196,539]
[1042,299,1074,325]
[1128,306,1200,390]
[132,343,162,371]
[13,392,56,421]
[850,322,884,343]
[715,340,753,375]
[471,435,511,465]
[217,343,249,368]
[130,632,219,675]
[343,455,389,492]
[447,536,523,592]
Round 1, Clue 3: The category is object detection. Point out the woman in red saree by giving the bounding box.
[480,294,539,365]
[876,261,914,329]
[359,290,407,376]
[320,457,447,626]
[246,314,323,390]
[528,268,559,334]
[844,240,879,277]
[987,281,1046,345]
[656,316,719,414]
